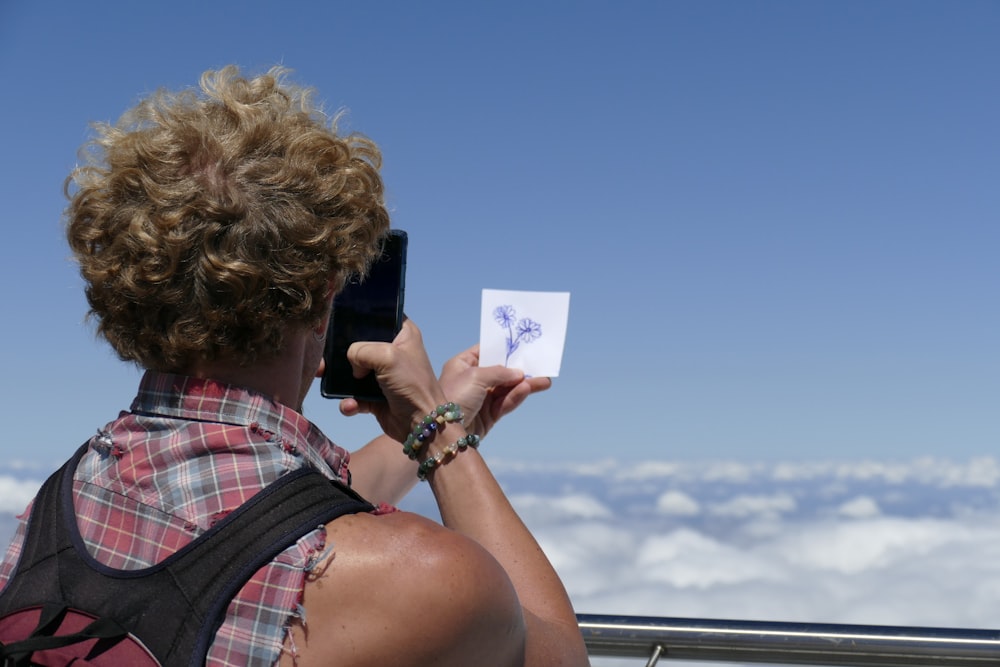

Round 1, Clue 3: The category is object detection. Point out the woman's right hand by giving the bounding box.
[340,318,450,443]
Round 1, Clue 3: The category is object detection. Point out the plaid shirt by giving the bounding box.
[0,371,357,666]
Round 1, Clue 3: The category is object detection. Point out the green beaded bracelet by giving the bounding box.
[417,434,481,481]
[402,402,464,459]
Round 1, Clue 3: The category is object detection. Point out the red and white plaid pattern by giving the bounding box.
[1,371,354,666]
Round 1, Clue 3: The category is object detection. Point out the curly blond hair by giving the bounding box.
[65,65,390,371]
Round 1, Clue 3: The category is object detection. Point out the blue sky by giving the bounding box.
[1,1,996,465]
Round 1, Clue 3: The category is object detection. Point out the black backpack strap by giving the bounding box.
[0,445,135,664]
[0,443,375,667]
[0,446,84,616]
[157,464,375,666]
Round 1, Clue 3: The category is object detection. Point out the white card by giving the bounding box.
[479,289,570,377]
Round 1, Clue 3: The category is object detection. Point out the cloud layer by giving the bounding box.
[490,458,1000,623]
[4,456,1000,666]
[484,458,1000,666]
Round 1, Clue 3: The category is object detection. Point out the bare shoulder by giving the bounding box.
[280,510,526,667]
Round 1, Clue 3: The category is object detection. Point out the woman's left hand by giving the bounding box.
[439,345,552,438]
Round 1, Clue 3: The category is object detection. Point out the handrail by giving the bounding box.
[577,614,1000,666]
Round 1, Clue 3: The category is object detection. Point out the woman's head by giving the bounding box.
[66,65,390,371]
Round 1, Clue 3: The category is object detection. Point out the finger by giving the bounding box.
[441,344,481,375]
[493,377,551,420]
[396,317,423,344]
[488,383,519,422]
[346,340,392,379]
[339,397,362,416]
[345,318,421,379]
[525,376,553,394]
[473,364,525,390]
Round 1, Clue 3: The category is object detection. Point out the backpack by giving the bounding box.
[0,444,374,666]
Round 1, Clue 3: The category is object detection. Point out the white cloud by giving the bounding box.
[708,492,797,518]
[635,529,781,588]
[533,521,639,597]
[611,461,682,481]
[836,495,881,518]
[700,461,757,483]
[508,492,612,521]
[487,456,1000,635]
[655,490,700,516]
[0,476,40,514]
[938,457,1000,487]
[771,518,931,573]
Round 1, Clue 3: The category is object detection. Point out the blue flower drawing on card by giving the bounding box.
[493,305,542,367]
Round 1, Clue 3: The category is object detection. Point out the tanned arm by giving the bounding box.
[425,426,589,666]
[347,434,418,505]
[301,320,588,665]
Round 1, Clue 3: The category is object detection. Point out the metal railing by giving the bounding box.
[577,614,1000,666]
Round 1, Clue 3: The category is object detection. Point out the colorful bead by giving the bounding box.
[416,434,481,481]
[402,403,464,460]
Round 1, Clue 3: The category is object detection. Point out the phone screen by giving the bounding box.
[320,229,407,400]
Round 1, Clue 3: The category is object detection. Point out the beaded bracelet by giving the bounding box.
[417,434,481,481]
[402,402,464,459]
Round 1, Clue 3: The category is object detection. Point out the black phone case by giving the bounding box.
[320,230,407,400]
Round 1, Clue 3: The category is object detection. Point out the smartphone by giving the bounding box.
[320,229,407,401]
